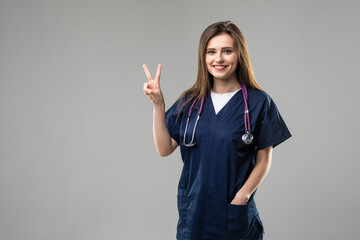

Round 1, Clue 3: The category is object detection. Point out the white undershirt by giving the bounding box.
[211,89,241,114]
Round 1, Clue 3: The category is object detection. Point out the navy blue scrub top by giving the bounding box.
[165,87,292,240]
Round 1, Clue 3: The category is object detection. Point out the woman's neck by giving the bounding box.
[212,77,241,94]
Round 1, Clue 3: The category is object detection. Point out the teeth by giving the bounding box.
[214,66,226,69]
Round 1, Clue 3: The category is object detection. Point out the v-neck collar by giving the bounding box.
[207,88,243,119]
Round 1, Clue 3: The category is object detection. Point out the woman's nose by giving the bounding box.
[215,53,224,63]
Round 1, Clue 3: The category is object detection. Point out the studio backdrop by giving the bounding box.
[0,0,359,239]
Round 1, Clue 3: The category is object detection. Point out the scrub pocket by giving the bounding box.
[227,198,258,237]
[176,188,190,236]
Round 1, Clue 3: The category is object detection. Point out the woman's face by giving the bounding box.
[205,33,238,82]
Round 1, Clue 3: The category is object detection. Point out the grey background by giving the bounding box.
[0,0,359,239]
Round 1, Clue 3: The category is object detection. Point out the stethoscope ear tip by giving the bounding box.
[181,142,198,147]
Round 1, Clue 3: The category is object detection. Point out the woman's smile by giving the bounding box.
[213,65,228,71]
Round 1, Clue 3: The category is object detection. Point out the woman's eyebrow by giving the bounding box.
[206,47,234,50]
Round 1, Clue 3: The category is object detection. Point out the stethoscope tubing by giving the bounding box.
[182,97,205,147]
[240,82,251,133]
[182,83,252,146]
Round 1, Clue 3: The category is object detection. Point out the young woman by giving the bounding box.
[143,20,291,240]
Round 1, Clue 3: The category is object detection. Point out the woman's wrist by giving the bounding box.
[236,189,251,201]
[153,102,165,110]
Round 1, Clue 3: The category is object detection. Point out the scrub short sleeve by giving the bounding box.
[165,96,186,145]
[255,94,292,150]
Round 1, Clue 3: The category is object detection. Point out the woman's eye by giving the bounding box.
[224,50,232,54]
[207,50,215,54]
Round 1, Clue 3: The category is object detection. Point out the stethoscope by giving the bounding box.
[182,82,253,147]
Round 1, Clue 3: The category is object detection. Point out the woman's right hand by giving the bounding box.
[142,63,177,156]
[143,64,164,106]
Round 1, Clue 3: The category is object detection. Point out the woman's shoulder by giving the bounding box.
[247,87,272,103]
[247,87,284,114]
[174,93,190,107]
[167,93,191,114]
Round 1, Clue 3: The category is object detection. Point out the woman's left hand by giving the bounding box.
[230,191,251,205]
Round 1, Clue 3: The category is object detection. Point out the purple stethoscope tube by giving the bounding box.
[182,82,253,147]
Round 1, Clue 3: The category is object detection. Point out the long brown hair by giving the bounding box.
[176,20,264,120]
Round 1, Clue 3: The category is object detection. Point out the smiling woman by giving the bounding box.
[143,20,292,240]
[205,33,239,93]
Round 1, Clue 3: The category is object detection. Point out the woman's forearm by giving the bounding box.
[143,63,176,156]
[233,146,273,204]
[153,103,175,157]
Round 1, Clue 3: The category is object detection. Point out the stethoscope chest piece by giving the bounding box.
[242,131,254,145]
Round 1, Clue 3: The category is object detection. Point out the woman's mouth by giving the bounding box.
[213,65,228,71]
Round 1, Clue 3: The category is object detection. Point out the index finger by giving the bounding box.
[142,64,153,82]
